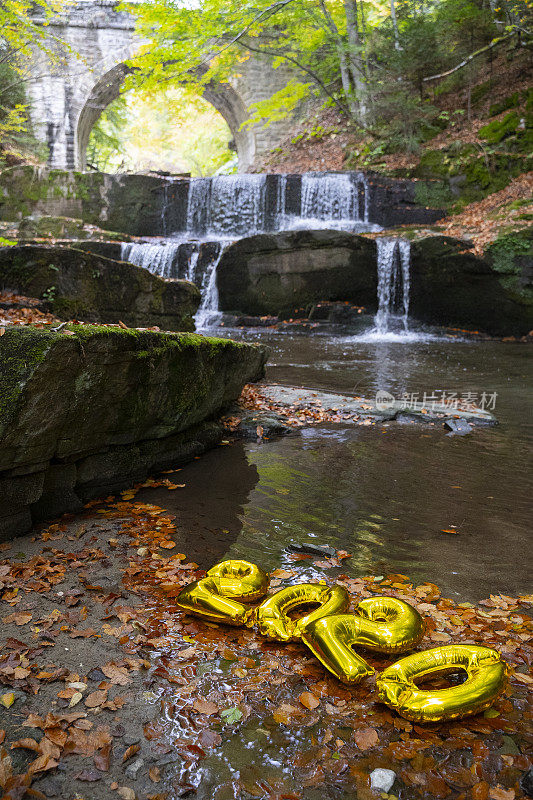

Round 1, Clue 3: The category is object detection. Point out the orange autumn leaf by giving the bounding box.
[353,727,379,751]
[299,691,320,710]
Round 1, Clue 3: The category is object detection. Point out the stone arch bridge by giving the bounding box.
[27,0,297,172]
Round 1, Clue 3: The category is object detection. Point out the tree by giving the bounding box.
[0,1,67,164]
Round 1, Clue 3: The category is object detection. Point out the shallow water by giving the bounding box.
[138,330,532,602]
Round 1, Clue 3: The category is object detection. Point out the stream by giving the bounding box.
[136,330,532,603]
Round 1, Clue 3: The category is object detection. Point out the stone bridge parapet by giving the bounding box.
[26,1,299,171]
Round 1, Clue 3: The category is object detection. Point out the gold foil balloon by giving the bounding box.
[252,583,349,642]
[376,644,508,723]
[175,559,268,626]
[301,596,425,684]
[206,559,268,602]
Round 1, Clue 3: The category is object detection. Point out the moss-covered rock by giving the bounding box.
[410,235,533,335]
[217,230,378,317]
[485,228,533,302]
[0,245,199,331]
[0,325,268,538]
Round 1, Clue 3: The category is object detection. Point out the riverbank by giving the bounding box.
[0,464,531,800]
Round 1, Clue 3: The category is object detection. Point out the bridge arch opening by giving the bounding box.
[77,63,256,174]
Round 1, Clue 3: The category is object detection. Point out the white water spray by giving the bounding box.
[375,238,411,335]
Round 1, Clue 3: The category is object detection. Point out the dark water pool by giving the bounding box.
[138,331,532,602]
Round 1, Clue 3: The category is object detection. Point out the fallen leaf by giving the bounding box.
[118,787,136,800]
[85,690,107,708]
[193,698,219,716]
[299,691,320,710]
[0,693,15,709]
[353,727,379,751]
[123,743,140,763]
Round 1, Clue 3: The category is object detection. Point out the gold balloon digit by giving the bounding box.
[376,644,509,722]
[301,596,425,684]
[207,559,269,601]
[252,583,350,642]
[175,559,269,626]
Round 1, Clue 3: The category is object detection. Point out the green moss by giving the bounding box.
[413,180,454,209]
[0,327,56,429]
[489,92,520,117]
[479,111,520,144]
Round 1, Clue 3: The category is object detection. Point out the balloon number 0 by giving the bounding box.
[174,560,508,723]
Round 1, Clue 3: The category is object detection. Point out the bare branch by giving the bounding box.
[423,28,525,82]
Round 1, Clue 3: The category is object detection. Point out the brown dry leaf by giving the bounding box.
[489,788,515,800]
[353,727,379,751]
[123,743,140,763]
[193,698,219,716]
[118,786,136,800]
[10,738,40,752]
[27,754,59,776]
[270,569,296,579]
[69,691,83,707]
[513,672,533,685]
[101,663,131,685]
[85,690,108,708]
[94,741,112,771]
[3,611,32,625]
[149,766,161,783]
[298,691,320,710]
[0,747,13,788]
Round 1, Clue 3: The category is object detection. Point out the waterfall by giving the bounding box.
[121,242,184,279]
[298,172,368,229]
[120,171,378,329]
[375,238,411,334]
[194,244,227,329]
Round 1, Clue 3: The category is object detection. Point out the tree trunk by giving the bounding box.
[343,0,368,122]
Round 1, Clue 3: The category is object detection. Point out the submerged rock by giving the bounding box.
[370,768,396,792]
[0,245,199,331]
[0,325,268,539]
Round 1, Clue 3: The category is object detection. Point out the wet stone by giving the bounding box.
[370,768,396,792]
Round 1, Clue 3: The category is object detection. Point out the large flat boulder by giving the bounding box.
[0,325,268,539]
[0,245,199,331]
[217,230,377,316]
[410,236,533,336]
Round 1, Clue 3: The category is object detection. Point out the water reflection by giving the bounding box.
[139,333,531,602]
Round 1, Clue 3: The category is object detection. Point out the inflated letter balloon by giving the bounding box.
[301,596,425,684]
[376,644,508,722]
[253,583,349,642]
[175,559,268,626]
[206,559,268,601]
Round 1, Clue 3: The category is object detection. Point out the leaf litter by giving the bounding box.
[0,493,530,799]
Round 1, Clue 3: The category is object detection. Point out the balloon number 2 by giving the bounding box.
[174,560,508,723]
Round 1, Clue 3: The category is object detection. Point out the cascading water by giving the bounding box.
[375,237,411,334]
[121,172,379,328]
[298,172,368,229]
[194,244,227,329]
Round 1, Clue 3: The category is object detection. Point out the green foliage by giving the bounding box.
[87,86,234,176]
[220,707,243,724]
[0,237,16,247]
[244,79,312,129]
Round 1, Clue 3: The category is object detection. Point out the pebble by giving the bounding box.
[370,768,396,793]
[125,757,144,779]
